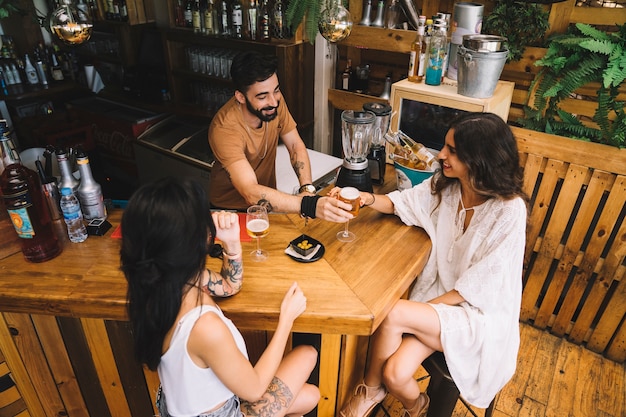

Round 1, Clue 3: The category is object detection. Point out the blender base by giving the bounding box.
[335,166,373,192]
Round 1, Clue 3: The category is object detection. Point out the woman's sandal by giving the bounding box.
[339,381,387,417]
[403,393,430,417]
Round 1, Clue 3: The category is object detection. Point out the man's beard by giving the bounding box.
[245,97,279,123]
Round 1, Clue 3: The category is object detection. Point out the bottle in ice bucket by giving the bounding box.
[397,131,437,170]
[0,120,62,262]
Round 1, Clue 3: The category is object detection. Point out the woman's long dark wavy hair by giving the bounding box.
[120,177,217,370]
[432,112,527,202]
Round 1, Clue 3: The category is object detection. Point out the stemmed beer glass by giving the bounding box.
[246,205,270,261]
[336,187,360,242]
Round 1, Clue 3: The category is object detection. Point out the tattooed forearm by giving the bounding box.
[205,257,243,297]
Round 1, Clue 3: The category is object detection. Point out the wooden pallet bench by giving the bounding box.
[512,126,625,363]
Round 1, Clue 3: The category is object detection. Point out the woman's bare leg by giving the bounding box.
[364,300,442,395]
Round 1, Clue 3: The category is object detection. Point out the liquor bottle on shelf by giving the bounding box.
[425,20,447,86]
[50,51,64,82]
[184,0,194,27]
[341,59,352,91]
[258,0,271,41]
[10,63,22,85]
[220,0,231,36]
[359,0,372,26]
[24,54,39,85]
[379,74,392,99]
[192,0,202,33]
[247,0,258,40]
[119,0,128,21]
[0,120,62,262]
[75,149,107,220]
[272,0,285,38]
[203,0,214,35]
[371,0,384,27]
[408,15,426,83]
[175,0,185,26]
[3,65,15,85]
[231,0,243,38]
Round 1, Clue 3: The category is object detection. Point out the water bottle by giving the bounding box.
[60,187,88,243]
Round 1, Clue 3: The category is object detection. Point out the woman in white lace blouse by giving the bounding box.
[334,112,528,417]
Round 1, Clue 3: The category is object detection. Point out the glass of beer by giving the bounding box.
[336,187,360,242]
[246,204,270,261]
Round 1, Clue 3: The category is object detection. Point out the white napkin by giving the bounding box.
[284,244,321,261]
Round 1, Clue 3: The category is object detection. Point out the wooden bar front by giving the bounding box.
[0,170,431,417]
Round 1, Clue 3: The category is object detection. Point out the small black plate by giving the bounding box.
[286,234,325,263]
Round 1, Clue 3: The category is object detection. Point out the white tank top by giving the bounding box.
[158,304,248,416]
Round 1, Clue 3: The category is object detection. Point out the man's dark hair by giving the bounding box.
[230,51,278,94]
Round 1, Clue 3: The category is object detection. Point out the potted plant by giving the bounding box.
[519,23,626,148]
[482,0,550,62]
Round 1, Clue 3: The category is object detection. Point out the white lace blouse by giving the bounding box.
[387,178,527,408]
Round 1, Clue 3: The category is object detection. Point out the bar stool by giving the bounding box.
[421,351,495,417]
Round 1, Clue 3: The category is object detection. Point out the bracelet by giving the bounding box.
[258,198,273,213]
[222,248,242,258]
[364,192,376,206]
[300,195,321,219]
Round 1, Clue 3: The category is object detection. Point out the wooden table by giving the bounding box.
[0,172,431,417]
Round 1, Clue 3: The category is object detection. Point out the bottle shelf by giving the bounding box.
[337,25,414,53]
[327,88,388,111]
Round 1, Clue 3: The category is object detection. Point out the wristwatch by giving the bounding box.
[298,184,316,194]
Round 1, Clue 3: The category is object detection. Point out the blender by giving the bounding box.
[335,110,376,192]
[363,102,392,185]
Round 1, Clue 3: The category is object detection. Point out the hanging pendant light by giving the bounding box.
[318,0,353,43]
[49,0,93,46]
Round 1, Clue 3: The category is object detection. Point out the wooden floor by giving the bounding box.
[372,322,625,417]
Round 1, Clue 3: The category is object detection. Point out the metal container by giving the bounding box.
[457,46,508,99]
[462,34,507,52]
[447,2,484,80]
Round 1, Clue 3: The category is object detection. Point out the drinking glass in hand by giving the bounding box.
[337,187,360,242]
[246,205,270,261]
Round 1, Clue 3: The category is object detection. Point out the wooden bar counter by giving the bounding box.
[0,171,431,417]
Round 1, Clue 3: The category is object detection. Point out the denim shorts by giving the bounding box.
[156,386,242,417]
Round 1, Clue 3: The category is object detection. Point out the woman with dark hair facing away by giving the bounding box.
[333,112,528,417]
[120,177,320,417]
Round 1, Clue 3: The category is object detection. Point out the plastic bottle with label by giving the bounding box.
[0,120,62,262]
[75,149,107,220]
[60,187,88,243]
[56,148,80,194]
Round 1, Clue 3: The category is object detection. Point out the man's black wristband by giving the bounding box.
[300,195,321,219]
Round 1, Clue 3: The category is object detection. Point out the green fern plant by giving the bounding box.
[482,0,550,62]
[520,23,626,148]
[285,0,323,43]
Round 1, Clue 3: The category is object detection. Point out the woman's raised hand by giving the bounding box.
[212,211,241,245]
[279,282,307,325]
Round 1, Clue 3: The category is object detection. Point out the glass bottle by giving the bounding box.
[184,0,193,27]
[204,0,215,35]
[379,74,392,99]
[192,0,202,33]
[272,0,285,39]
[220,0,231,37]
[371,0,384,27]
[24,54,39,85]
[175,0,185,26]
[258,0,271,41]
[425,22,447,86]
[50,51,64,81]
[408,16,426,82]
[231,0,243,38]
[119,0,128,21]
[384,0,400,29]
[359,0,372,26]
[0,121,62,262]
[341,58,352,91]
[75,149,107,220]
[247,0,258,40]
